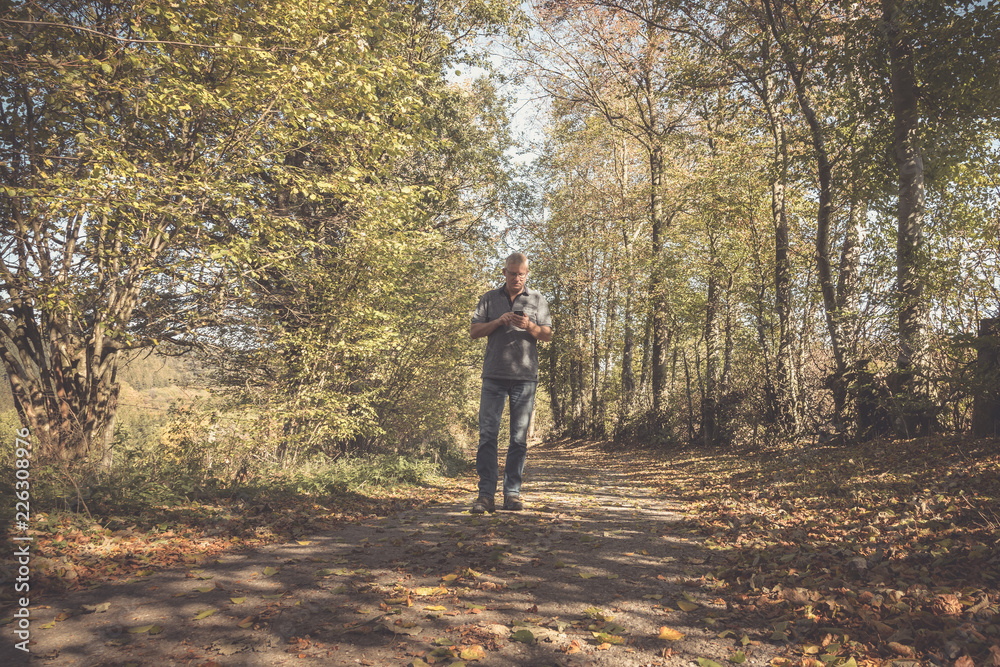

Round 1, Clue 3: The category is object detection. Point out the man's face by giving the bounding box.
[503,262,528,295]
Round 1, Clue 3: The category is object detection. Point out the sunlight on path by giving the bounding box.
[18,441,783,667]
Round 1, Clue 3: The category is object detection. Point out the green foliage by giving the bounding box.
[26,398,462,520]
[1,0,519,462]
[520,0,1000,444]
[276,454,441,496]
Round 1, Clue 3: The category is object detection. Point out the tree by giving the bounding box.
[528,101,648,438]
[0,0,515,462]
[223,75,521,457]
[871,0,1000,432]
[518,0,702,421]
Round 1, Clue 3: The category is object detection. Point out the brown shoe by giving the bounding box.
[502,495,523,511]
[471,495,495,514]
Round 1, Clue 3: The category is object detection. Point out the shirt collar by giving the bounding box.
[498,284,531,299]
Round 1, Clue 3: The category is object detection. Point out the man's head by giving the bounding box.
[502,252,529,296]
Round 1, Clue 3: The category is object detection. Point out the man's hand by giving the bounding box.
[471,312,551,341]
[470,315,507,339]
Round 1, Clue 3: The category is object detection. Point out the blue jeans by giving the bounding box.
[477,378,537,498]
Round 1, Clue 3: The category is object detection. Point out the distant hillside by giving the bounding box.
[0,351,210,416]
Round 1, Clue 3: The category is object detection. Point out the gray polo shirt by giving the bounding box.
[472,285,552,381]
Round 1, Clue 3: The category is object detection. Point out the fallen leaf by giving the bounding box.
[194,609,217,620]
[678,600,699,612]
[460,645,486,661]
[385,596,412,606]
[584,607,614,621]
[383,619,422,635]
[658,626,685,641]
[128,624,157,634]
[262,566,278,576]
[888,642,915,658]
[230,597,246,604]
[697,659,725,667]
[511,629,535,644]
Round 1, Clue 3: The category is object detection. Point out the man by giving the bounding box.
[469,252,552,513]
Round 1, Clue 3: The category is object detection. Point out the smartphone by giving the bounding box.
[514,310,525,317]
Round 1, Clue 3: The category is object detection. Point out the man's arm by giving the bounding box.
[527,322,552,342]
[471,311,514,340]
[471,312,551,341]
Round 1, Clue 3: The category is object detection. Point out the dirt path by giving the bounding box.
[9,440,783,666]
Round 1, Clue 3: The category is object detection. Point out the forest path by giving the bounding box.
[15,439,783,667]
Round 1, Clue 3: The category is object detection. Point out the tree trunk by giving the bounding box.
[884,0,929,433]
[722,272,734,393]
[838,197,866,433]
[771,116,799,435]
[0,308,121,466]
[620,280,636,426]
[764,0,851,424]
[569,295,586,436]
[638,312,652,407]
[972,318,1000,437]
[547,337,564,435]
[650,144,671,418]
[683,349,696,442]
[702,262,721,447]
[590,285,603,437]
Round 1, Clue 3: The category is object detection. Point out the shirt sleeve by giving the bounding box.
[471,293,490,324]
[536,296,552,329]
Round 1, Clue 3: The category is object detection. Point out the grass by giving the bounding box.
[0,443,476,604]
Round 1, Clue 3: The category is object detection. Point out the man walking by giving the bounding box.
[470,253,552,513]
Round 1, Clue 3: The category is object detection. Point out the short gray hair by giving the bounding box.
[505,252,528,268]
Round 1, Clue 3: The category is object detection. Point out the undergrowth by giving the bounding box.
[0,413,476,602]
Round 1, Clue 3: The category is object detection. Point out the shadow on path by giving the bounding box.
[9,440,782,666]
